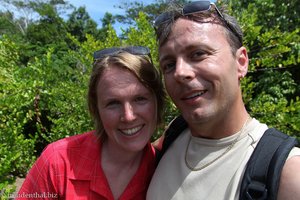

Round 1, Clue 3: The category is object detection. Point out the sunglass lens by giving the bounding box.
[183,1,211,15]
[93,47,120,59]
[154,11,174,27]
[94,46,149,60]
[124,46,149,55]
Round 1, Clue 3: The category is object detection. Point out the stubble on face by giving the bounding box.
[160,18,244,137]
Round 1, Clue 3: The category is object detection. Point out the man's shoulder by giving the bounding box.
[240,127,299,200]
[278,155,300,199]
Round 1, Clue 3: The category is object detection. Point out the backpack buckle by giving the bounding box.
[246,181,268,200]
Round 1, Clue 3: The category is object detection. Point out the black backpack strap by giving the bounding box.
[240,128,298,200]
[156,115,188,164]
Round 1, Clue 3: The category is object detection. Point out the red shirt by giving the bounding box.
[17,131,156,199]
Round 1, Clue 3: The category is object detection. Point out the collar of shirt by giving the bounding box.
[65,132,156,199]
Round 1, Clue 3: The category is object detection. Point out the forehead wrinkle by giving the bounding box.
[160,19,227,56]
[159,22,205,62]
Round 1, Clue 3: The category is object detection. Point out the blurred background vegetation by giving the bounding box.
[0,0,299,195]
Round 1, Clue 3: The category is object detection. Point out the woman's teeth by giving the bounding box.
[121,125,143,136]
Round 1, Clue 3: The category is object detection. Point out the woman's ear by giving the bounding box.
[236,46,249,80]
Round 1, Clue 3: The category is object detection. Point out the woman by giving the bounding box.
[17,46,165,199]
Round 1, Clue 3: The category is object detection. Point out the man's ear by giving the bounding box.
[236,46,249,79]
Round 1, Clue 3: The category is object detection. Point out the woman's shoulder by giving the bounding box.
[52,131,97,147]
[41,131,98,159]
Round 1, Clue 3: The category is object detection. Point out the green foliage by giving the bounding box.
[248,71,300,138]
[114,0,188,25]
[233,0,300,138]
[232,0,299,32]
[0,11,20,35]
[0,36,36,192]
[66,6,99,42]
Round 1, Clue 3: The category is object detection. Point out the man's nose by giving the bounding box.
[174,58,195,83]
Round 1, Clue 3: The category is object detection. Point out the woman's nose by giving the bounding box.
[120,103,136,122]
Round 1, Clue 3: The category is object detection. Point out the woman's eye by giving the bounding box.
[106,100,120,108]
[135,96,147,103]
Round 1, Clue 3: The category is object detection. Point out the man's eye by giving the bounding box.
[191,50,207,60]
[162,62,176,74]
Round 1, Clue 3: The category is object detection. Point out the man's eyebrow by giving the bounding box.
[159,43,214,62]
[159,54,174,63]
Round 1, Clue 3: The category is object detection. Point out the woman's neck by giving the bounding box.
[102,140,144,166]
[101,140,144,199]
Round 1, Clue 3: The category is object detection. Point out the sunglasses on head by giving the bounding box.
[154,1,242,45]
[93,46,151,60]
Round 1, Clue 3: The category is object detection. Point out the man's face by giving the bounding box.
[159,18,247,131]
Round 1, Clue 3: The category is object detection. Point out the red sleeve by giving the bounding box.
[16,144,64,199]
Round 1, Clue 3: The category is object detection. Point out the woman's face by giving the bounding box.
[97,65,157,152]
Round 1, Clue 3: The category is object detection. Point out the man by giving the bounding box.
[147,1,300,199]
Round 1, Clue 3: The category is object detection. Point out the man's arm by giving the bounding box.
[278,156,300,200]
